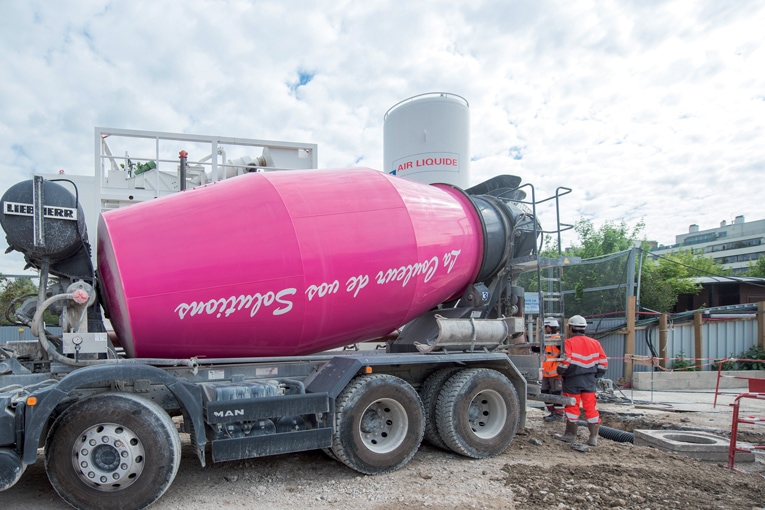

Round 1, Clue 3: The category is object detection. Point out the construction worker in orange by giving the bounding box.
[554,315,608,446]
[540,318,565,422]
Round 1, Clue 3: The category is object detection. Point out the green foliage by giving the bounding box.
[736,345,765,371]
[0,276,37,325]
[563,218,645,259]
[517,219,648,317]
[551,219,646,316]
[539,234,560,259]
[0,275,59,326]
[747,256,765,278]
[665,250,731,278]
[671,350,696,371]
[711,355,736,371]
[639,250,731,313]
[514,216,733,316]
[638,270,679,313]
[516,235,559,292]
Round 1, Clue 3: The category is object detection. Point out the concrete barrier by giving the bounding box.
[633,429,755,462]
[632,370,765,391]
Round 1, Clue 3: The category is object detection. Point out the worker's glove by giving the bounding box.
[596,366,607,378]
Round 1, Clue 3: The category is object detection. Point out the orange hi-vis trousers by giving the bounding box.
[563,391,599,424]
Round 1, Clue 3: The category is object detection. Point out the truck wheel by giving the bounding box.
[331,374,424,474]
[45,393,181,510]
[321,447,338,461]
[419,367,461,450]
[435,368,519,458]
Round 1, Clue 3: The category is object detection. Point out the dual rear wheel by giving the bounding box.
[434,368,520,458]
[328,368,519,474]
[421,368,519,458]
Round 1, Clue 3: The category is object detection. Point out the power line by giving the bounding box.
[642,248,765,290]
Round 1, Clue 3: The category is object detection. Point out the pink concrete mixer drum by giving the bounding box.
[2,168,538,359]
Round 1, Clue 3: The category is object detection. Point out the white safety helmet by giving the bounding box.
[543,318,559,328]
[568,315,587,328]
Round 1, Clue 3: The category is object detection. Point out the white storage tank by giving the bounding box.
[384,92,470,188]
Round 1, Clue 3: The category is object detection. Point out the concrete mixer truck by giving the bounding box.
[0,167,566,509]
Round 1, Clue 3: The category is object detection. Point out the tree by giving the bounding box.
[0,275,38,325]
[563,218,646,258]
[748,256,765,278]
[515,218,732,315]
[556,219,732,313]
[552,219,647,316]
[0,275,60,326]
[517,219,647,315]
[639,250,731,313]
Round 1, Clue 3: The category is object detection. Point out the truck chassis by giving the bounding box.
[1,342,530,509]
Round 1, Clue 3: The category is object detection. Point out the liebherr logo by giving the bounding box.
[213,409,245,418]
[3,201,78,220]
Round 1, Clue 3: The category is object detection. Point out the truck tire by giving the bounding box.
[321,447,338,461]
[331,374,424,475]
[45,392,181,510]
[435,368,519,459]
[419,367,461,450]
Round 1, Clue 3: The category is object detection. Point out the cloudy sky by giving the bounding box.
[1,0,764,276]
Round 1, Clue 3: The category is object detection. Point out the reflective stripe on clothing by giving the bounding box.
[560,335,608,370]
[563,391,600,424]
[542,343,561,378]
[568,351,607,368]
[558,334,608,394]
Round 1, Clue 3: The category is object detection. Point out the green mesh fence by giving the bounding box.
[561,250,633,317]
[516,249,634,319]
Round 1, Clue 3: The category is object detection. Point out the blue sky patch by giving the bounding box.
[11,144,28,159]
[290,70,316,95]
[508,146,523,160]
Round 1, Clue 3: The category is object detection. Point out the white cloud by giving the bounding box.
[1,0,764,276]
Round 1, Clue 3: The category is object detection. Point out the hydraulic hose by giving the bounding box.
[30,277,198,370]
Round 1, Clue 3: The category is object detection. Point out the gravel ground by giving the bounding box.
[4,394,765,510]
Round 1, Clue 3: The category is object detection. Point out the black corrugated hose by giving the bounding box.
[578,421,634,443]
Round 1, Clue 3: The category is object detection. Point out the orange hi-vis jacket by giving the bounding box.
[541,336,561,378]
[557,334,608,394]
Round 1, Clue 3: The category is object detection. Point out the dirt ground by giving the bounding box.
[4,394,765,510]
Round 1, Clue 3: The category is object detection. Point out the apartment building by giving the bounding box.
[652,216,765,274]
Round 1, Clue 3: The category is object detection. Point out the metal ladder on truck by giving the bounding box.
[540,263,564,344]
[504,185,577,345]
[538,187,576,344]
[502,184,578,410]
[502,185,580,345]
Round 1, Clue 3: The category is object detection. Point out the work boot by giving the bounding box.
[587,423,600,446]
[554,420,578,443]
[544,411,565,422]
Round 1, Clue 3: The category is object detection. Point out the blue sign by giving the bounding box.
[524,292,539,314]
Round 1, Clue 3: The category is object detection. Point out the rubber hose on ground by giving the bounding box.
[577,420,634,443]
